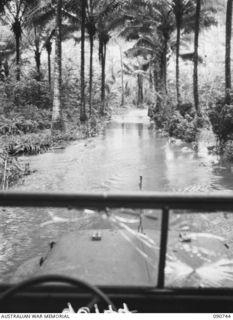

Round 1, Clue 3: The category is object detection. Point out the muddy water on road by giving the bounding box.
[13,108,233,193]
[2,108,233,284]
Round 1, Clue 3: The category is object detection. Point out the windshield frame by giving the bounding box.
[1,191,233,288]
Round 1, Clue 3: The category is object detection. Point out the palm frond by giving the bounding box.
[196,259,233,287]
[125,46,154,59]
[28,3,55,27]
[166,258,194,287]
[61,8,80,25]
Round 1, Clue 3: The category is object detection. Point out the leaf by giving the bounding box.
[166,258,194,286]
[196,259,233,287]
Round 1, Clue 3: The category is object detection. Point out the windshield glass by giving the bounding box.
[0,0,232,288]
[2,202,233,287]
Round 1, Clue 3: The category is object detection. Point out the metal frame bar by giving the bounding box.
[1,191,233,289]
[157,207,170,288]
[0,191,233,210]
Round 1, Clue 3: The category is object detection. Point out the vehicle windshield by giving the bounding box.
[0,0,233,289]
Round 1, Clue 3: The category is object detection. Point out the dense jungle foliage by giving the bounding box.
[0,0,232,188]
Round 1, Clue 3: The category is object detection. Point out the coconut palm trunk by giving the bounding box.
[88,0,95,117]
[52,0,64,131]
[100,42,106,115]
[225,0,233,104]
[35,48,41,80]
[193,0,201,114]
[89,33,94,116]
[162,36,168,94]
[80,0,87,122]
[137,73,143,106]
[154,62,161,111]
[149,66,153,90]
[13,18,22,81]
[15,32,20,81]
[34,26,41,81]
[176,16,181,106]
[119,44,125,106]
[46,40,52,89]
[154,48,167,111]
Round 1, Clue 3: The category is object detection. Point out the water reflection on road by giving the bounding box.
[2,108,233,284]
[13,108,233,193]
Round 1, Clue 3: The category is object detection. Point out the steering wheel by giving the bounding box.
[0,275,117,313]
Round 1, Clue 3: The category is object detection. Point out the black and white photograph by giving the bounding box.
[0,0,233,315]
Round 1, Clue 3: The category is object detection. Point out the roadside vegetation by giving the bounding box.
[0,0,127,187]
[120,0,233,159]
[0,0,232,188]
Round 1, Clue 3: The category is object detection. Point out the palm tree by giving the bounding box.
[86,0,123,116]
[192,0,219,114]
[156,3,176,96]
[172,0,217,108]
[126,32,164,104]
[121,0,217,114]
[137,70,144,106]
[33,0,76,128]
[44,29,55,89]
[63,0,123,116]
[225,0,233,104]
[121,0,175,109]
[29,1,79,89]
[193,0,201,114]
[118,40,125,106]
[62,0,93,117]
[86,0,96,116]
[2,0,37,80]
[122,59,147,106]
[80,0,87,122]
[98,25,109,115]
[26,0,56,84]
[172,0,183,107]
[26,24,45,80]
[171,0,195,107]
[96,0,124,115]
[24,24,55,82]
[33,25,41,79]
[52,0,64,131]
[59,0,93,119]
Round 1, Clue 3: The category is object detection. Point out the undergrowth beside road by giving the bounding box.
[0,77,116,189]
[148,53,225,147]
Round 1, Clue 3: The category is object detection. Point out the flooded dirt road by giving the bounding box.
[2,108,233,286]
